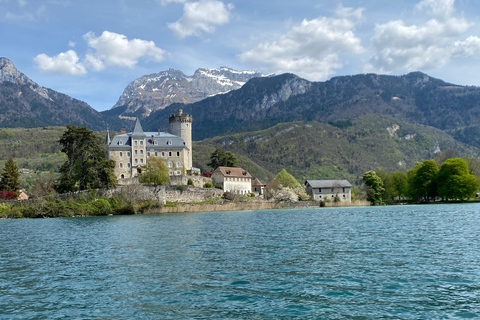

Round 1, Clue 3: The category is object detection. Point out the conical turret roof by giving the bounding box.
[131,118,146,137]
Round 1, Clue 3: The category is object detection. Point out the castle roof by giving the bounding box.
[131,118,146,137]
[212,166,252,178]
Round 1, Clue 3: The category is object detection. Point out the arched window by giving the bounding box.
[121,174,124,179]
[119,163,123,168]
[168,161,172,168]
[176,162,181,167]
[119,152,123,157]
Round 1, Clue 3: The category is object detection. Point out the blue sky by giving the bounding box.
[1,0,480,111]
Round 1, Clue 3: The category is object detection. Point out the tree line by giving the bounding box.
[363,157,479,205]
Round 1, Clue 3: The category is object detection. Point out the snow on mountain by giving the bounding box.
[111,67,264,117]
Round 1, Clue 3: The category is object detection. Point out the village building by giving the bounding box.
[212,167,252,194]
[251,178,266,196]
[106,109,193,180]
[305,180,352,202]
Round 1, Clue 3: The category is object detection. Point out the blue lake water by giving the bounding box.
[1,204,480,319]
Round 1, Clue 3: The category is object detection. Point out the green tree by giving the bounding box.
[391,171,408,201]
[0,158,20,192]
[362,170,384,205]
[408,160,438,202]
[207,148,238,169]
[138,157,170,185]
[436,158,479,201]
[275,169,301,189]
[56,125,117,192]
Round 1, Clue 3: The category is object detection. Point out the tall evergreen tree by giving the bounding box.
[0,158,20,192]
[208,148,238,169]
[56,125,117,193]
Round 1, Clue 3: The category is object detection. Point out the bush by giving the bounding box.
[0,190,17,200]
[90,198,112,216]
[203,181,213,188]
[176,185,188,193]
[223,192,235,201]
[187,179,194,186]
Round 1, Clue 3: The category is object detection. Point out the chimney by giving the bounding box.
[151,135,154,144]
[158,129,161,136]
[120,129,126,134]
[165,129,168,133]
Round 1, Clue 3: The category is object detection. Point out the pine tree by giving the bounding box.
[0,158,20,192]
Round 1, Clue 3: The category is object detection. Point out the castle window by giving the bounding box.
[154,141,158,145]
[343,188,346,193]
[168,161,172,168]
[134,140,138,146]
[155,152,158,157]
[121,174,124,179]
[135,158,138,164]
[169,170,173,176]
[176,162,181,167]
[140,150,144,155]
[119,163,123,168]
[127,163,131,168]
[135,150,138,155]
[147,152,150,157]
[127,152,131,157]
[162,152,165,157]
[140,140,144,146]
[176,151,180,157]
[176,170,181,175]
[169,151,172,157]
[167,141,172,145]
[120,152,123,157]
[119,141,123,145]
[140,158,144,164]
[319,188,322,192]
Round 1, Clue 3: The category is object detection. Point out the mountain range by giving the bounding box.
[2,56,480,181]
[0,57,126,130]
[105,67,265,118]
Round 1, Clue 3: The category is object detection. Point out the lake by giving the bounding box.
[1,204,480,319]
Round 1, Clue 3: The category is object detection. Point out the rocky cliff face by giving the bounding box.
[0,57,50,100]
[0,57,126,130]
[110,67,264,117]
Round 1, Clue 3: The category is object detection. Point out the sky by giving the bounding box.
[1,0,480,111]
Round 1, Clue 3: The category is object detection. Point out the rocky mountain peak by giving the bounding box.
[0,57,51,100]
[110,66,264,118]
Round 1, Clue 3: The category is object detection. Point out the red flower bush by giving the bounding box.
[0,191,17,200]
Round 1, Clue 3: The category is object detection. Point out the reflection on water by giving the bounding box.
[1,204,480,319]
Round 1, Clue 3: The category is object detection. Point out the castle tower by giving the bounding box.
[169,109,193,170]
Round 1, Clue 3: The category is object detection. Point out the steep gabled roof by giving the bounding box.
[213,166,252,178]
[252,178,265,186]
[131,118,146,137]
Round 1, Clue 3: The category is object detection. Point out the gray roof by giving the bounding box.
[109,131,187,150]
[305,180,352,188]
[131,118,146,137]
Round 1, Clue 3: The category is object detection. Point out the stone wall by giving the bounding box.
[165,185,223,202]
[168,175,212,187]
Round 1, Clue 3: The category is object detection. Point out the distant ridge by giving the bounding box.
[0,57,127,130]
[107,66,264,118]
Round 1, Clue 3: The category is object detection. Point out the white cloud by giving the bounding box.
[157,0,186,5]
[83,31,165,68]
[68,41,75,48]
[239,6,365,81]
[34,50,87,75]
[367,0,479,73]
[168,0,233,39]
[34,31,165,75]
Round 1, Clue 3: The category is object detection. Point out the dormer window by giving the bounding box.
[154,141,158,145]
[167,140,172,145]
[118,141,123,145]
[226,170,231,175]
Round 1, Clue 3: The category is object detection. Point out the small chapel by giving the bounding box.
[106,109,193,180]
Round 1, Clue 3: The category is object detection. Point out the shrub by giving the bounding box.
[203,181,213,188]
[187,179,194,186]
[223,192,235,201]
[176,185,187,193]
[90,198,112,216]
[0,190,17,200]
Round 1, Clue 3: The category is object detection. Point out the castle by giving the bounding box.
[106,109,193,180]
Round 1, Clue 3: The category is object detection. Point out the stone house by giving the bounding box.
[106,109,193,180]
[305,180,352,202]
[212,167,252,194]
[252,178,266,196]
